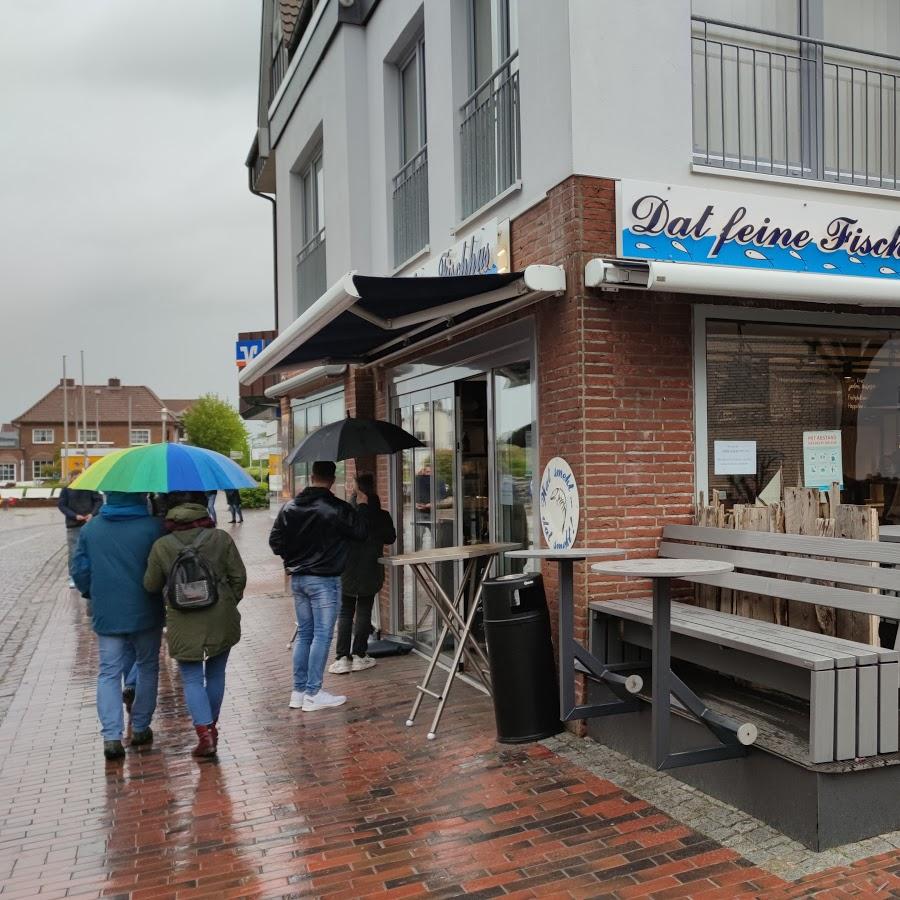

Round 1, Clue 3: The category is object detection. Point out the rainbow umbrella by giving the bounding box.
[69,443,257,493]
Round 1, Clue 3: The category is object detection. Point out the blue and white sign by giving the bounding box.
[618,180,900,280]
[540,457,579,551]
[236,338,268,369]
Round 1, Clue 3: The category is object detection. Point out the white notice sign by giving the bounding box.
[713,441,757,475]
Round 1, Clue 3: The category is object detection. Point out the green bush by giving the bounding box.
[239,486,269,509]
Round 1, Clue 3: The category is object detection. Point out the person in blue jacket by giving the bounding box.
[72,491,165,761]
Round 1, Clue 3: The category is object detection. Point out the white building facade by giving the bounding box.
[242,0,900,649]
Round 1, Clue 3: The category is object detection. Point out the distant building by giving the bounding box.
[7,378,197,482]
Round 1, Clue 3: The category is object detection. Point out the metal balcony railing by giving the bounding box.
[270,47,288,105]
[296,228,326,316]
[392,146,429,267]
[692,16,900,190]
[460,53,521,218]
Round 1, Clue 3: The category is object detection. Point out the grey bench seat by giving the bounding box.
[590,524,900,765]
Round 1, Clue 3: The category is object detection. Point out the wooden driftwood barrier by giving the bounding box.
[693,484,879,644]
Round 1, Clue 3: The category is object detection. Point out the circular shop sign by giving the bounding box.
[539,457,580,550]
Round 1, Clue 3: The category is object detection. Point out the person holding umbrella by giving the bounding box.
[329,474,396,674]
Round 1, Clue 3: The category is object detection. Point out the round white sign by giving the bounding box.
[539,457,579,550]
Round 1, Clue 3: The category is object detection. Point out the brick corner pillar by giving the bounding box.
[342,367,376,496]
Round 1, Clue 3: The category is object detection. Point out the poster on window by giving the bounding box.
[713,440,757,475]
[803,431,844,490]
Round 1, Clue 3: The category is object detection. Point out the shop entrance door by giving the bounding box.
[395,386,459,650]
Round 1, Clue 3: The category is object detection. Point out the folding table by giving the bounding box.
[380,542,518,739]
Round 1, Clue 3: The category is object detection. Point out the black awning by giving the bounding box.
[238,265,566,385]
[277,272,524,368]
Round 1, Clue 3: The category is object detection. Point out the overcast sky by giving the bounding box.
[0,1,272,425]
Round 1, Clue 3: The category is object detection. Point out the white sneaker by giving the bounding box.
[302,690,347,711]
[351,655,376,672]
[288,690,305,709]
[328,657,352,675]
[68,578,76,589]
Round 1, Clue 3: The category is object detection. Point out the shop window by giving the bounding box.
[32,460,54,480]
[0,463,15,482]
[32,428,54,444]
[705,319,900,523]
[130,429,151,445]
[290,390,345,498]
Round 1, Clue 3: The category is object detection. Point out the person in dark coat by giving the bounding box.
[72,492,165,761]
[269,461,367,712]
[329,474,396,674]
[225,489,243,524]
[143,492,247,759]
[58,474,103,588]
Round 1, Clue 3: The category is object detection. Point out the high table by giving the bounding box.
[505,548,633,721]
[592,558,757,770]
[380,543,518,740]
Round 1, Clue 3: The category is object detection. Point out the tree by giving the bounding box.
[182,395,249,463]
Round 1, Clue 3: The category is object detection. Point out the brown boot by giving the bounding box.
[191,724,216,758]
[210,721,219,750]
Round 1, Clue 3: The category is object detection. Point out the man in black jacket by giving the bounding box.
[269,461,367,712]
[58,474,103,588]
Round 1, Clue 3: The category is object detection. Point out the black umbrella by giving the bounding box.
[285,416,424,464]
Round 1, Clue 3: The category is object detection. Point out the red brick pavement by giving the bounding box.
[1,511,899,898]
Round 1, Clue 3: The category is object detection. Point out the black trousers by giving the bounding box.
[336,593,375,658]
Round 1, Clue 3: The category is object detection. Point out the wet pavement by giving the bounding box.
[0,505,899,897]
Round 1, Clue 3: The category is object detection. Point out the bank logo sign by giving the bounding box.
[617,180,900,280]
[236,338,268,369]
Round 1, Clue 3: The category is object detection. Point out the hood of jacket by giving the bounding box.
[100,491,150,521]
[166,502,210,524]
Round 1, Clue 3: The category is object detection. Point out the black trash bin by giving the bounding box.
[482,572,563,744]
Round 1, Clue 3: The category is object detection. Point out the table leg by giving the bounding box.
[558,559,576,718]
[651,576,672,770]
[405,565,453,728]
[425,553,499,740]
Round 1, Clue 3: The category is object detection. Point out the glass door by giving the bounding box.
[394,386,456,651]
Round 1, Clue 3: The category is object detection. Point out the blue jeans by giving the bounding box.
[121,645,137,690]
[177,650,230,726]
[291,574,340,696]
[97,627,162,740]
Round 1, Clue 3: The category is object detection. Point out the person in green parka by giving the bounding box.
[144,492,247,759]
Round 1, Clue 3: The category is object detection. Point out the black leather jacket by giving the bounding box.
[269,487,367,576]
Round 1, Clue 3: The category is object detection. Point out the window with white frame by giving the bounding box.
[393,36,429,266]
[32,428,54,444]
[78,428,98,444]
[469,0,518,91]
[32,460,54,480]
[0,463,15,482]
[130,429,151,445]
[300,153,324,246]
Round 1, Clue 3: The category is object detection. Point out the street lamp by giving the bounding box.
[161,408,169,443]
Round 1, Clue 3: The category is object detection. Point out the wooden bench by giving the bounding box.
[590,524,900,764]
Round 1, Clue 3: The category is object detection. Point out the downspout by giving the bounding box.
[248,166,279,333]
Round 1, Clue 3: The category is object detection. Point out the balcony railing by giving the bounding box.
[296,228,326,316]
[692,16,900,190]
[392,146,429,267]
[460,53,521,218]
[270,46,288,106]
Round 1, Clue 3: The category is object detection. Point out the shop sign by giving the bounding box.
[803,430,844,490]
[540,457,579,550]
[618,179,900,280]
[236,338,268,369]
[413,219,511,278]
[713,440,756,476]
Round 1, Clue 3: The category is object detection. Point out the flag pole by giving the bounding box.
[80,351,88,469]
[61,356,68,481]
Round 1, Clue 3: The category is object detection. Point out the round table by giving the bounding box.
[506,548,626,720]
[591,557,752,770]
